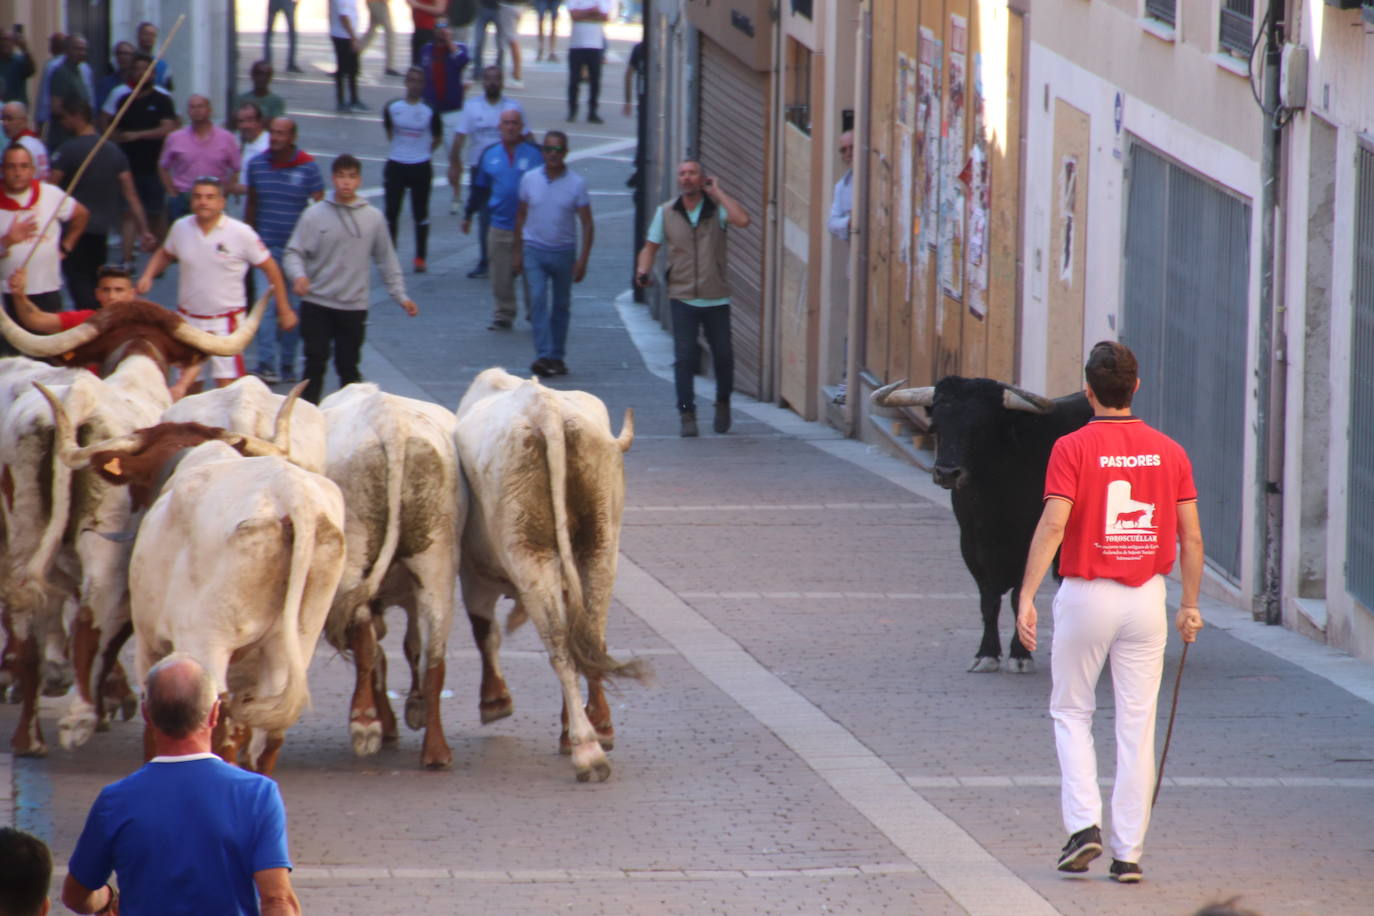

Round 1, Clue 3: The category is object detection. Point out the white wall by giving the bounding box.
[112,0,232,113]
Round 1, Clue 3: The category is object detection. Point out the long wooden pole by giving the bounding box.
[16,14,186,271]
[1151,640,1189,808]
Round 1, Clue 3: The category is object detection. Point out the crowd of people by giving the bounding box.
[0,3,646,397]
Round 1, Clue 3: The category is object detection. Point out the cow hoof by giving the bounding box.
[968,657,1001,673]
[350,720,383,757]
[404,694,426,732]
[421,747,454,770]
[41,660,73,697]
[1006,657,1036,674]
[571,740,611,782]
[479,695,513,725]
[58,710,97,750]
[95,717,112,733]
[118,692,139,721]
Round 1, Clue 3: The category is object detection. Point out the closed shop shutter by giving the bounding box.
[697,36,770,399]
[1347,143,1374,609]
[1121,142,1251,580]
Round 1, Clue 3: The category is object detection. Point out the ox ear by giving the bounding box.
[871,380,936,409]
[1002,385,1056,414]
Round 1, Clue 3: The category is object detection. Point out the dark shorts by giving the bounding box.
[534,0,562,13]
[132,171,165,215]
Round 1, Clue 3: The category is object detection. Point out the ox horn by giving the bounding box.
[169,290,270,356]
[0,296,102,358]
[222,431,288,459]
[33,382,147,469]
[270,381,307,455]
[616,408,634,453]
[871,379,936,408]
[1001,384,1056,414]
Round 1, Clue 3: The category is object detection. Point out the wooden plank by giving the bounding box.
[864,0,897,381]
[1046,97,1091,396]
[936,0,968,380]
[960,0,989,377]
[985,9,1022,383]
[886,0,920,387]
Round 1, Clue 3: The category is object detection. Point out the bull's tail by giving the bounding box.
[236,509,316,731]
[25,383,86,599]
[536,399,648,686]
[359,402,406,612]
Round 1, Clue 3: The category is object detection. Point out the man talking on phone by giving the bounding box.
[634,159,750,437]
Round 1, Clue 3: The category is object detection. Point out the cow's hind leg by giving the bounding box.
[459,573,513,724]
[348,617,385,757]
[1005,586,1035,674]
[523,585,610,782]
[253,730,287,777]
[969,586,1005,673]
[10,633,46,757]
[371,614,399,745]
[58,606,101,749]
[560,674,615,754]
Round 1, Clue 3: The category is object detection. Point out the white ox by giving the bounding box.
[454,369,644,782]
[0,356,172,755]
[161,376,327,475]
[320,383,464,769]
[41,387,346,775]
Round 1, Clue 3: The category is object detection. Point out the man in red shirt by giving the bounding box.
[1016,340,1204,884]
[8,263,135,331]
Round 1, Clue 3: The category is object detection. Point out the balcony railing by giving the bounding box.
[1220,0,1255,56]
[1145,0,1176,27]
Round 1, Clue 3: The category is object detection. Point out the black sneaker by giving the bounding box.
[1109,859,1142,883]
[487,319,512,330]
[679,411,699,438]
[1056,825,1102,873]
[587,113,604,124]
[467,265,490,279]
[530,358,556,378]
[549,359,568,376]
[713,402,731,434]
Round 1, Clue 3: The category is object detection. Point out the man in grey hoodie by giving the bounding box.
[284,153,419,403]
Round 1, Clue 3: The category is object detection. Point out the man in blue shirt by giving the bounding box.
[463,108,541,330]
[62,653,301,916]
[246,117,324,382]
[514,130,593,377]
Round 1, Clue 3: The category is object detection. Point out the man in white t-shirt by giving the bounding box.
[448,65,526,277]
[136,177,293,391]
[0,143,87,355]
[331,0,365,112]
[566,0,611,123]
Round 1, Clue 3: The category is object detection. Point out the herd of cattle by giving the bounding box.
[0,293,643,783]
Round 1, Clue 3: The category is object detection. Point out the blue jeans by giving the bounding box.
[526,245,575,360]
[254,249,300,374]
[473,7,505,69]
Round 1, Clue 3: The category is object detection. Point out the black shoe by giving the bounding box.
[1056,826,1102,873]
[587,113,604,124]
[566,109,578,122]
[286,63,304,74]
[1109,860,1142,883]
[487,319,512,330]
[530,357,556,378]
[384,68,403,76]
[467,266,489,279]
[550,359,568,376]
[713,402,731,434]
[679,411,698,438]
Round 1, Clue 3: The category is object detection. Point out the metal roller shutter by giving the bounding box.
[697,37,770,399]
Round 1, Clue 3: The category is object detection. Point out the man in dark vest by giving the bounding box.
[635,159,750,437]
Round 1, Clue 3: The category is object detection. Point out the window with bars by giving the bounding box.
[1220,0,1255,56]
[784,39,812,134]
[1145,0,1176,27]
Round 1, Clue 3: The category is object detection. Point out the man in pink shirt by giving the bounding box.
[158,94,240,223]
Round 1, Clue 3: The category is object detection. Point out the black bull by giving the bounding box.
[873,376,1092,672]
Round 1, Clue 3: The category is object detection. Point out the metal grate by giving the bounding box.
[1220,0,1255,57]
[1348,145,1374,609]
[1146,0,1177,27]
[1122,144,1252,580]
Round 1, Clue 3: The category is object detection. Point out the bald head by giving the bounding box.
[144,653,218,739]
[839,130,854,168]
[2,101,28,140]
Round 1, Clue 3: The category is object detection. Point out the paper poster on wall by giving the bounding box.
[939,14,967,302]
[900,128,914,300]
[963,51,991,320]
[917,27,942,258]
[896,53,915,130]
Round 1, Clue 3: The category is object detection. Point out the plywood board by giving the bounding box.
[1046,97,1090,396]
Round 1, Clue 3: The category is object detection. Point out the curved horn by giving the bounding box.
[616,408,634,453]
[1002,385,1056,414]
[271,380,307,455]
[871,379,936,408]
[33,382,146,468]
[222,431,289,458]
[169,290,269,356]
[0,298,102,358]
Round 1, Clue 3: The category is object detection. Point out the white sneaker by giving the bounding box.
[506,77,525,90]
[449,199,461,215]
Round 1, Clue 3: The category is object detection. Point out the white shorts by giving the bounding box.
[178,309,247,381]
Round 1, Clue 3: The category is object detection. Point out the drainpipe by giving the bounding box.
[1254,0,1286,625]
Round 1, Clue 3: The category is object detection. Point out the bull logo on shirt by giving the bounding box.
[1105,480,1155,531]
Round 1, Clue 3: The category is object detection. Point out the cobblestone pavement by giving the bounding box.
[4,20,1374,916]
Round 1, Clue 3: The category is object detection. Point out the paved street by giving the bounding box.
[4,18,1374,915]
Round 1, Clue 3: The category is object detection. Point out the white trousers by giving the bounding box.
[1050,574,1166,863]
